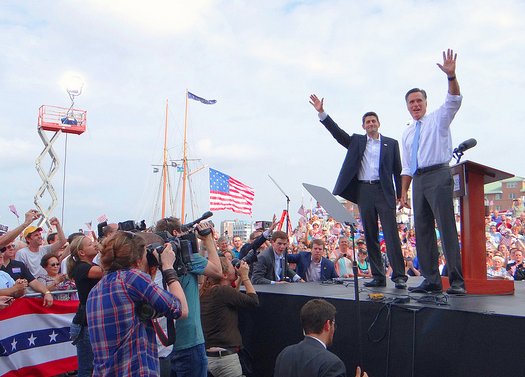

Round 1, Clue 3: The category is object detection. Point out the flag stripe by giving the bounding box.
[2,357,77,377]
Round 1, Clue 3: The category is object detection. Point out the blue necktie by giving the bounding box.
[411,120,421,175]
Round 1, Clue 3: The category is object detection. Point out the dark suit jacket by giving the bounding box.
[287,252,339,281]
[274,336,347,377]
[251,246,298,284]
[322,115,402,209]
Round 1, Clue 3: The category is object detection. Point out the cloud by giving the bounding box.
[1,0,525,234]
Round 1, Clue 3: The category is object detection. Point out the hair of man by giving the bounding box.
[361,111,379,124]
[301,299,337,335]
[405,88,427,102]
[271,231,288,242]
[311,239,325,248]
[155,217,182,235]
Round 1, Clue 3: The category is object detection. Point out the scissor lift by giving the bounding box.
[35,105,86,228]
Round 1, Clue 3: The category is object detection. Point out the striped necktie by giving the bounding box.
[411,120,421,175]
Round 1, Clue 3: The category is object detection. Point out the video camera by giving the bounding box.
[118,220,147,232]
[136,212,214,323]
[231,249,258,269]
[148,211,215,276]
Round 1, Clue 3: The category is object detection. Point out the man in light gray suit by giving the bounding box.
[251,231,302,285]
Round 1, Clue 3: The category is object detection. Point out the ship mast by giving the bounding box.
[181,90,189,221]
[161,100,169,218]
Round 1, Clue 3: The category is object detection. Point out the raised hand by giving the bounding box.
[49,217,60,227]
[437,49,457,77]
[24,210,40,226]
[309,94,325,113]
[268,214,278,232]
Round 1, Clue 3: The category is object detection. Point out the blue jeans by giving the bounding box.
[70,323,94,377]
[171,343,207,377]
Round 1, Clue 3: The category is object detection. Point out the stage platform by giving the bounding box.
[238,277,525,377]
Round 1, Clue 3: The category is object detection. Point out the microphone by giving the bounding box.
[180,211,213,233]
[453,138,477,154]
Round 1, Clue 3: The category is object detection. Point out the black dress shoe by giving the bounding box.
[364,279,386,287]
[446,286,467,295]
[408,282,442,293]
[394,281,407,289]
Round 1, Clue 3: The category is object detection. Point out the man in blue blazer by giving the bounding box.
[288,239,338,282]
[309,95,407,289]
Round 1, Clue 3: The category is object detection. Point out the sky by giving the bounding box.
[1,0,524,236]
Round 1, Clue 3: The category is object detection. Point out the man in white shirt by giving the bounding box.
[15,217,66,278]
[399,49,466,295]
[309,97,407,289]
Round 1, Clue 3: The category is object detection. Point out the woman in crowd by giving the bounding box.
[486,248,495,268]
[497,244,510,264]
[407,228,416,248]
[222,250,234,262]
[38,253,75,300]
[200,257,259,377]
[357,249,372,278]
[87,231,188,377]
[487,256,514,280]
[67,235,104,377]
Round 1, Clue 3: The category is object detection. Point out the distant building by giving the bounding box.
[485,176,525,213]
[220,220,255,243]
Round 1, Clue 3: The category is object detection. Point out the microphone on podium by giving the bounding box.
[453,138,477,154]
[453,138,477,163]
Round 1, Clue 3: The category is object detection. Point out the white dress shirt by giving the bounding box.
[318,111,381,181]
[401,93,463,176]
[358,135,381,181]
[306,257,321,282]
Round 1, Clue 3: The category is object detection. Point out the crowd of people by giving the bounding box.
[1,49,522,377]
[1,195,524,377]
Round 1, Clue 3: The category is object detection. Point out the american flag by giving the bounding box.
[97,214,108,223]
[0,298,78,377]
[209,168,254,215]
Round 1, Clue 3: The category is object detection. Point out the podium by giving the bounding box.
[445,160,515,294]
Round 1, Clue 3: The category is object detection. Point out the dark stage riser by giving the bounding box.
[238,282,525,377]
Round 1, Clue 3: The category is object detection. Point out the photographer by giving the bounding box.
[155,217,222,377]
[86,231,188,377]
[200,258,259,377]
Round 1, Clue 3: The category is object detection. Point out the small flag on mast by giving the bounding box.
[188,91,217,105]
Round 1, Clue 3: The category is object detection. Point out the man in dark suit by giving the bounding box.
[251,231,302,284]
[310,94,407,289]
[288,239,339,282]
[274,298,367,377]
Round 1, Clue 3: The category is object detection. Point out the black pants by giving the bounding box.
[357,182,406,283]
[413,166,465,288]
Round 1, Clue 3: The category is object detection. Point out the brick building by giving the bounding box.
[484,176,525,214]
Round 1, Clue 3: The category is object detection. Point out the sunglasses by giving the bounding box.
[49,263,60,267]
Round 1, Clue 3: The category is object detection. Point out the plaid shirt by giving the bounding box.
[87,269,182,377]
